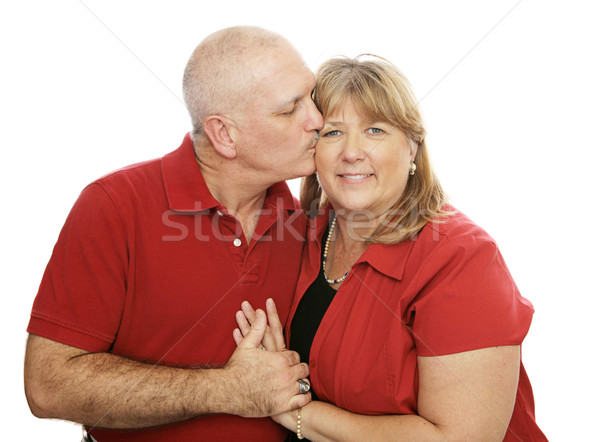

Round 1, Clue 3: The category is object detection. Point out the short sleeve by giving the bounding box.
[27,183,128,352]
[410,233,534,357]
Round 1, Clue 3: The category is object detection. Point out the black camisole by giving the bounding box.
[289,227,337,401]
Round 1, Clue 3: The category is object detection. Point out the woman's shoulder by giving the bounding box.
[424,204,494,242]
[415,204,500,260]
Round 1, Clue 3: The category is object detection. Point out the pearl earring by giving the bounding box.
[409,160,416,176]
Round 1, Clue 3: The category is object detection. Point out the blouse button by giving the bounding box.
[233,238,242,247]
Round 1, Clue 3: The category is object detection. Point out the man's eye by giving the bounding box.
[282,106,296,116]
[367,127,384,134]
[322,130,340,137]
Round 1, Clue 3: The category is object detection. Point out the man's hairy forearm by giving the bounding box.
[25,330,310,429]
[24,335,235,428]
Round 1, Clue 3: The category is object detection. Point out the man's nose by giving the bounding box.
[305,100,323,132]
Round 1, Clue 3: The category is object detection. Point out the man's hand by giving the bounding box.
[25,307,309,429]
[224,308,311,417]
[233,298,286,352]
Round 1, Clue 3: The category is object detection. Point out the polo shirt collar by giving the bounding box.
[263,181,298,211]
[162,133,297,212]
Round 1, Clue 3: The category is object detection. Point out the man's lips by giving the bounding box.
[307,135,319,150]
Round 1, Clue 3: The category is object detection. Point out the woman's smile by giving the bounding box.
[337,173,374,184]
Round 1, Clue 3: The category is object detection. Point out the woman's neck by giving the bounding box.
[323,215,370,289]
[333,212,381,250]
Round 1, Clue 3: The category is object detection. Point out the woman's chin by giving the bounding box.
[330,201,377,218]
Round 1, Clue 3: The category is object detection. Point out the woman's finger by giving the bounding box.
[233,328,244,346]
[266,298,287,351]
[241,301,257,323]
[236,310,251,337]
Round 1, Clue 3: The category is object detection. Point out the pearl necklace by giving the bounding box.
[322,216,349,285]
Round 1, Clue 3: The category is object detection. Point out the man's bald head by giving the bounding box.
[182,26,291,141]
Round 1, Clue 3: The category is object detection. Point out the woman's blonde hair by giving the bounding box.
[301,55,449,244]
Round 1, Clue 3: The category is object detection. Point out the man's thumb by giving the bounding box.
[237,309,266,349]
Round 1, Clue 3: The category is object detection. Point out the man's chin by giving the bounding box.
[297,165,317,179]
[270,154,316,182]
[284,162,316,180]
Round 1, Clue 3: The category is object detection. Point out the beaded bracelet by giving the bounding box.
[296,407,304,439]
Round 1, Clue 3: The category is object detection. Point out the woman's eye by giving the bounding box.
[367,127,384,134]
[322,130,341,137]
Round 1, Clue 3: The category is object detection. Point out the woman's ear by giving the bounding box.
[410,138,419,159]
[203,115,237,159]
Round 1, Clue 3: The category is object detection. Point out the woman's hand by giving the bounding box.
[233,298,287,352]
[271,407,299,430]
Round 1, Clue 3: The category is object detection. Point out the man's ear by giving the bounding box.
[203,115,237,159]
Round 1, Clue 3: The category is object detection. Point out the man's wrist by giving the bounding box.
[197,366,244,416]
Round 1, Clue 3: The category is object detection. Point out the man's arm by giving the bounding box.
[24,310,310,429]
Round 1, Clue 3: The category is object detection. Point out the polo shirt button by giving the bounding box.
[309,359,316,368]
[216,210,224,216]
[233,238,242,247]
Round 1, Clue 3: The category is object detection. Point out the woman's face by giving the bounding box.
[316,100,417,219]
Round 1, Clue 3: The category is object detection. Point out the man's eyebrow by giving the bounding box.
[275,75,315,112]
[276,95,302,111]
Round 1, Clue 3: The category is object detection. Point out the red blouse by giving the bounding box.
[286,207,546,441]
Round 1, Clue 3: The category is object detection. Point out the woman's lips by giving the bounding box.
[338,173,374,183]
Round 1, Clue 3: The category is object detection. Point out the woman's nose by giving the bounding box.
[341,133,367,162]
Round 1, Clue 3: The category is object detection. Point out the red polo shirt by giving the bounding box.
[286,207,546,441]
[28,133,306,441]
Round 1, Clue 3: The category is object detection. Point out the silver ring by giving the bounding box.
[298,379,310,394]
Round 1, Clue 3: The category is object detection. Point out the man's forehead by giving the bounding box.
[257,61,314,102]
[279,68,315,97]
[257,51,312,80]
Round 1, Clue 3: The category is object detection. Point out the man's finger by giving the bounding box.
[239,301,277,351]
[288,391,312,411]
[281,350,302,367]
[292,362,310,380]
[237,309,267,349]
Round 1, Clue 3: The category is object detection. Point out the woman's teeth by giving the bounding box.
[340,174,371,179]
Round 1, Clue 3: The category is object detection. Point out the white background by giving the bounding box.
[1,1,598,440]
